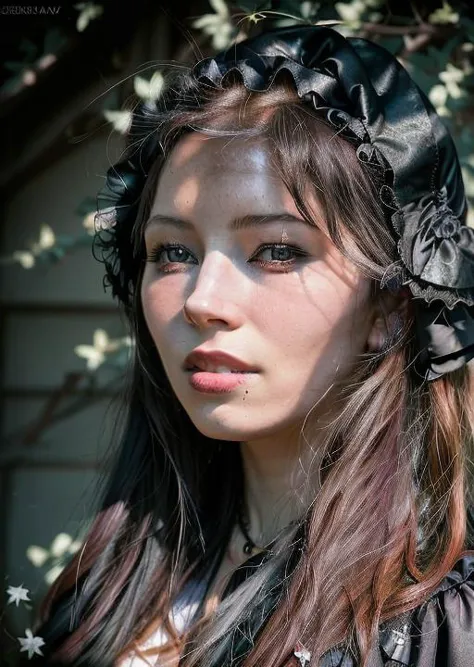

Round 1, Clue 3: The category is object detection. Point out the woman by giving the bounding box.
[33,25,474,667]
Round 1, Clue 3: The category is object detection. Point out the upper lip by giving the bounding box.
[183,349,258,372]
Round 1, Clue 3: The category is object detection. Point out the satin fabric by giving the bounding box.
[216,550,474,666]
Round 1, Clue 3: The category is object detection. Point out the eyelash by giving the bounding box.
[145,242,308,273]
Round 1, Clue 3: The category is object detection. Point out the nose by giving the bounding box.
[183,251,245,330]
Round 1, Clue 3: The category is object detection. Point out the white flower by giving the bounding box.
[37,53,57,70]
[429,83,448,107]
[191,0,234,50]
[50,533,73,558]
[461,167,474,198]
[467,208,474,229]
[38,224,55,250]
[6,584,31,607]
[45,564,65,585]
[22,69,37,86]
[68,540,83,554]
[83,210,96,235]
[28,223,56,254]
[26,545,49,567]
[103,109,133,135]
[439,63,466,99]
[368,11,383,22]
[428,1,459,25]
[74,2,104,32]
[75,329,108,370]
[428,83,451,116]
[300,1,314,19]
[74,329,126,371]
[335,0,383,26]
[134,71,165,102]
[12,224,56,268]
[17,629,45,659]
[335,0,365,25]
[12,250,35,269]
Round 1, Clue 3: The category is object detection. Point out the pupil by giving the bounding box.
[274,247,290,260]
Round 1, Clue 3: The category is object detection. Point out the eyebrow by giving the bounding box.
[144,212,315,232]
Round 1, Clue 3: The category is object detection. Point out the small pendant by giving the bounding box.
[392,623,409,646]
[293,642,311,666]
[243,540,254,555]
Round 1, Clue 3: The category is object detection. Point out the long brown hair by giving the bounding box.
[33,66,474,667]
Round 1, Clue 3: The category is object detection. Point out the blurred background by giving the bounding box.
[0,0,473,664]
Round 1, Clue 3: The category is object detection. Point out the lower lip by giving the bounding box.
[187,370,258,393]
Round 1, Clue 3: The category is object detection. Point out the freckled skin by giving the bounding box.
[140,133,378,453]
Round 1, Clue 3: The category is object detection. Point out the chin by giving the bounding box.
[188,415,253,441]
[180,405,258,441]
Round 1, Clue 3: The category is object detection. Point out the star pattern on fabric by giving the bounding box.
[6,584,31,607]
[17,628,45,659]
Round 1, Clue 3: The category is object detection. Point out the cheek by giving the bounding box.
[140,276,183,340]
[259,270,353,337]
[266,279,370,369]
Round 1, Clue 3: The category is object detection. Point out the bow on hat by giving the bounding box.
[95,25,474,382]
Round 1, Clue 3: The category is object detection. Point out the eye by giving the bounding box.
[145,242,309,272]
[146,243,196,267]
[250,243,308,271]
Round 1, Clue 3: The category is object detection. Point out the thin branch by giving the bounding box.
[22,372,83,446]
[0,373,124,455]
[400,32,434,57]
[359,21,454,37]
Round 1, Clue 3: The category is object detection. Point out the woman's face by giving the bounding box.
[141,132,377,444]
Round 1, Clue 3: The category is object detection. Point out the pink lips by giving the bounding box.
[183,349,258,373]
[187,370,256,393]
[183,349,259,394]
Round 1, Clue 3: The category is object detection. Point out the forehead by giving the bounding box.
[161,132,272,176]
[151,132,323,227]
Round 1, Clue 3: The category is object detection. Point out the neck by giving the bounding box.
[237,424,321,552]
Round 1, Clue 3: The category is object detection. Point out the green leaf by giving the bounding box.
[18,37,38,60]
[448,95,471,113]
[4,60,27,73]
[49,247,66,261]
[43,26,68,54]
[405,51,437,73]
[0,73,23,94]
[461,17,474,41]
[107,347,132,369]
[75,196,98,217]
[459,127,474,150]
[1,649,18,667]
[378,36,404,56]
[101,88,121,112]
[426,35,461,71]
[405,67,439,97]
[272,0,306,14]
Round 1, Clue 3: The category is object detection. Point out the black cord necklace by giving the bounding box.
[237,501,266,556]
[236,500,301,557]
